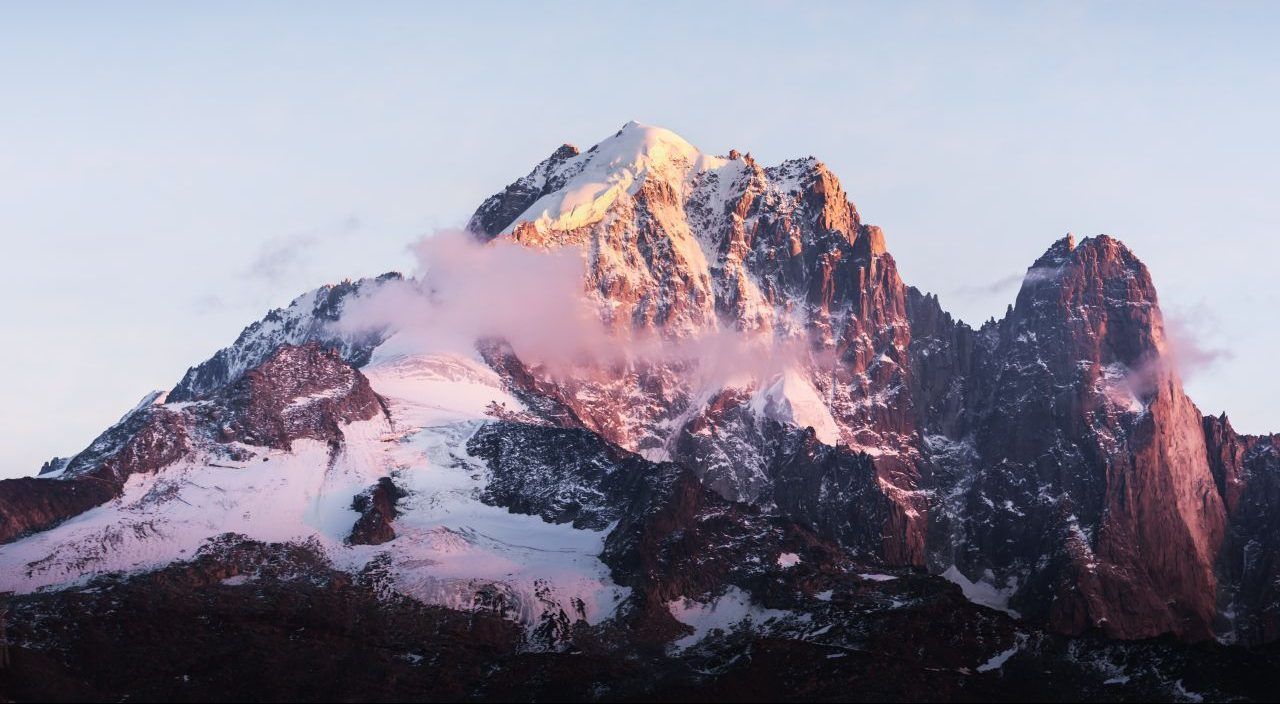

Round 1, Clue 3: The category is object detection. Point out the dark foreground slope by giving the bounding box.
[4,535,1279,702]
[5,423,1280,702]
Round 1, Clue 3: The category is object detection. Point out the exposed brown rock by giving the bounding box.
[922,235,1227,641]
[1204,413,1280,644]
[211,342,389,451]
[168,273,402,403]
[347,477,407,545]
[8,123,1275,670]
[0,477,116,543]
[472,141,930,568]
[1204,412,1254,514]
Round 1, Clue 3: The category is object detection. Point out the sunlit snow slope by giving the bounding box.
[0,342,629,629]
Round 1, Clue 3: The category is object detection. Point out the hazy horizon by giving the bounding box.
[2,1,1277,478]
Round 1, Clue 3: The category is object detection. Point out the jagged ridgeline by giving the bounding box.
[2,123,1278,702]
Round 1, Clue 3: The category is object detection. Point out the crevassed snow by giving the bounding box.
[0,349,629,630]
[360,409,628,625]
[360,350,629,626]
[666,586,792,649]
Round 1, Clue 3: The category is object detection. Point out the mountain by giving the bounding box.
[2,122,1278,702]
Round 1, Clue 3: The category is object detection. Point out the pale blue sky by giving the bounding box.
[2,1,1277,478]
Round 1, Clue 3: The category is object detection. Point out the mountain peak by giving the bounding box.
[493,121,714,236]
[466,122,714,239]
[604,120,699,158]
[549,143,580,160]
[469,123,872,246]
[1031,233,1077,268]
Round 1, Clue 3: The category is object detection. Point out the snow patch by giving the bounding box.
[941,565,1022,617]
[858,573,897,582]
[976,633,1027,673]
[0,350,627,633]
[666,586,791,649]
[751,368,841,445]
[1172,680,1204,703]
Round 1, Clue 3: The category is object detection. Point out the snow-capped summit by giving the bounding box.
[468,122,840,245]
[460,122,920,561]
[496,121,722,236]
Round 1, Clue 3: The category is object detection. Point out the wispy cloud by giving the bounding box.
[335,229,817,384]
[948,265,1062,301]
[190,293,226,315]
[244,215,362,283]
[1164,305,1233,380]
[948,272,1023,299]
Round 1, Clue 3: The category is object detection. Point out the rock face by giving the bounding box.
[919,235,1226,640]
[0,477,116,544]
[209,342,389,452]
[168,273,401,402]
[469,421,652,531]
[470,122,927,568]
[466,417,891,645]
[1203,414,1280,645]
[462,124,1262,643]
[467,144,583,239]
[0,403,189,543]
[347,477,408,545]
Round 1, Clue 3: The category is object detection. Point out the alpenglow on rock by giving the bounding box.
[461,124,1247,642]
[2,121,1278,702]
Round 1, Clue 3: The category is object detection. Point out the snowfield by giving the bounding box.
[0,346,629,630]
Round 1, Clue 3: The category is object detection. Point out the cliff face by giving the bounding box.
[470,122,927,566]
[210,342,389,452]
[1203,414,1280,645]
[957,235,1225,641]
[0,477,117,544]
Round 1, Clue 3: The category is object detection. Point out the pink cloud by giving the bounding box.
[335,229,817,382]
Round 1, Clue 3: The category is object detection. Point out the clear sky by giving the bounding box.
[2,1,1277,478]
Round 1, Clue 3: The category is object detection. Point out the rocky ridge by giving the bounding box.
[462,123,1259,643]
